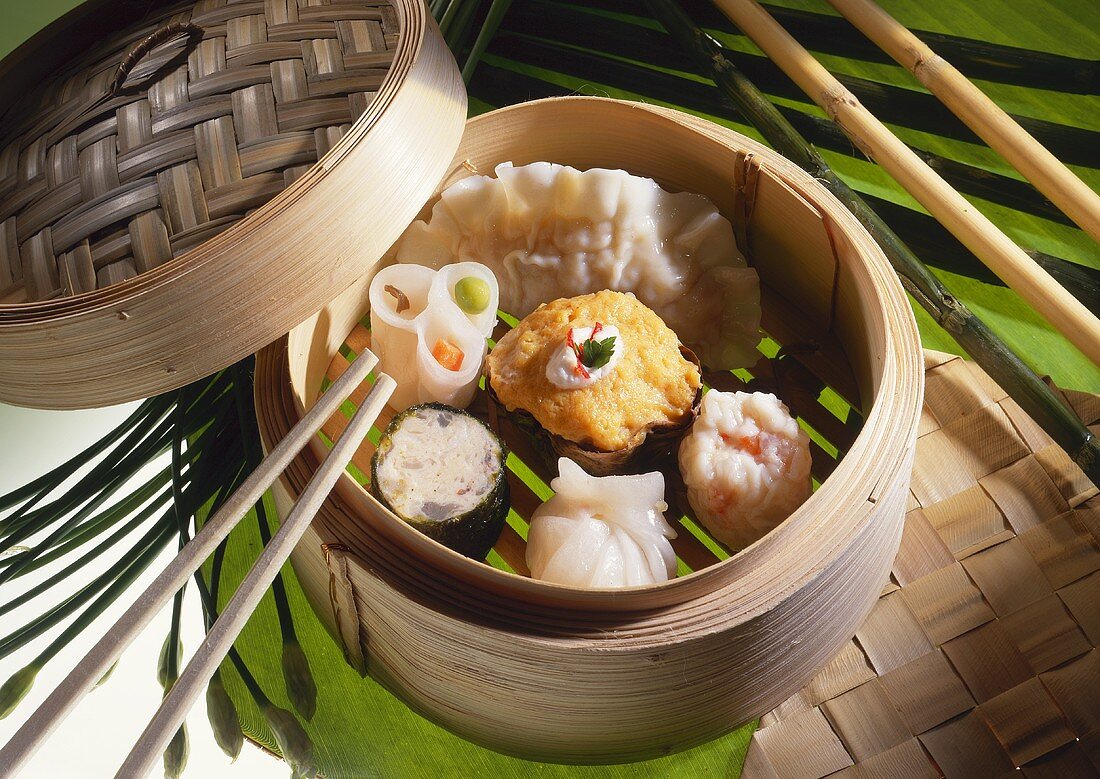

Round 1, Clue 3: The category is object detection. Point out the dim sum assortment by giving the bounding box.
[361,161,813,587]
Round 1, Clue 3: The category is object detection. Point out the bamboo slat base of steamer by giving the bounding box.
[742,351,1100,779]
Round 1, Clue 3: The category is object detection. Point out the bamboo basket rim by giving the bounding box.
[278,96,925,613]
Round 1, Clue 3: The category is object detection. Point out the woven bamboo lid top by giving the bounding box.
[0,0,400,302]
[0,0,467,410]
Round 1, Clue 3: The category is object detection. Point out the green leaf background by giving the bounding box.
[2,0,1098,776]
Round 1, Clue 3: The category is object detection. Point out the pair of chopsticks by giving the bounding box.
[711,0,1100,366]
[0,351,395,778]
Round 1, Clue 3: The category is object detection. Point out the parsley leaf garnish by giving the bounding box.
[580,335,617,370]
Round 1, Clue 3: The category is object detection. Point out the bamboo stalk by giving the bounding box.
[117,372,396,779]
[470,60,1098,315]
[678,0,1100,94]
[710,0,1100,367]
[522,0,1100,166]
[481,8,1097,295]
[764,2,1098,94]
[0,351,384,779]
[643,0,1099,487]
[824,0,1100,242]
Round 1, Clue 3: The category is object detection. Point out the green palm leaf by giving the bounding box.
[207,495,755,778]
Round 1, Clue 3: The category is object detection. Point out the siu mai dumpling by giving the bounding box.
[678,390,812,550]
[527,458,678,588]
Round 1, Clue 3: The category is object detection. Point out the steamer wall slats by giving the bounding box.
[0,0,466,409]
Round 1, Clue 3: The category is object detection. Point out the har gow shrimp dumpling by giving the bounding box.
[678,391,812,550]
[527,458,678,588]
[395,161,761,369]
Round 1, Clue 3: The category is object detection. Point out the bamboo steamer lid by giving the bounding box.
[0,0,465,409]
[252,97,927,761]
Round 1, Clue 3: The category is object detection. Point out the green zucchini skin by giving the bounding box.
[370,403,510,561]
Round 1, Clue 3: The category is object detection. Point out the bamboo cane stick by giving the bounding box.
[0,351,386,779]
[117,373,395,779]
[823,0,1100,244]
[642,0,1099,488]
[711,0,1100,368]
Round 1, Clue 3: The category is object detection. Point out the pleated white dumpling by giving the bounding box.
[438,172,509,237]
[496,160,561,224]
[394,161,761,370]
[527,458,678,588]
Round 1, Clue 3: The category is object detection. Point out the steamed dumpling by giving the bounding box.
[678,391,812,550]
[527,458,678,588]
[394,162,761,369]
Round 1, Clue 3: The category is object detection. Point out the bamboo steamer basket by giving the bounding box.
[252,97,925,762]
[0,0,464,409]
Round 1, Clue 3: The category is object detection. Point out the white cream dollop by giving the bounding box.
[544,325,624,390]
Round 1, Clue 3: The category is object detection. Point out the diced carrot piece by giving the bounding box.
[431,338,464,371]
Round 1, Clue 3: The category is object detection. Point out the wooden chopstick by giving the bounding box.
[117,371,395,778]
[710,0,1100,367]
[0,350,388,778]
[823,0,1100,244]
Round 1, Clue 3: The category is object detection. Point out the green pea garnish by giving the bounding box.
[454,276,490,315]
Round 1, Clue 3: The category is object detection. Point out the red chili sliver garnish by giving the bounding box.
[565,327,590,378]
[431,338,464,371]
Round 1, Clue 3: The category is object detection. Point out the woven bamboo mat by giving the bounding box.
[742,350,1100,779]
